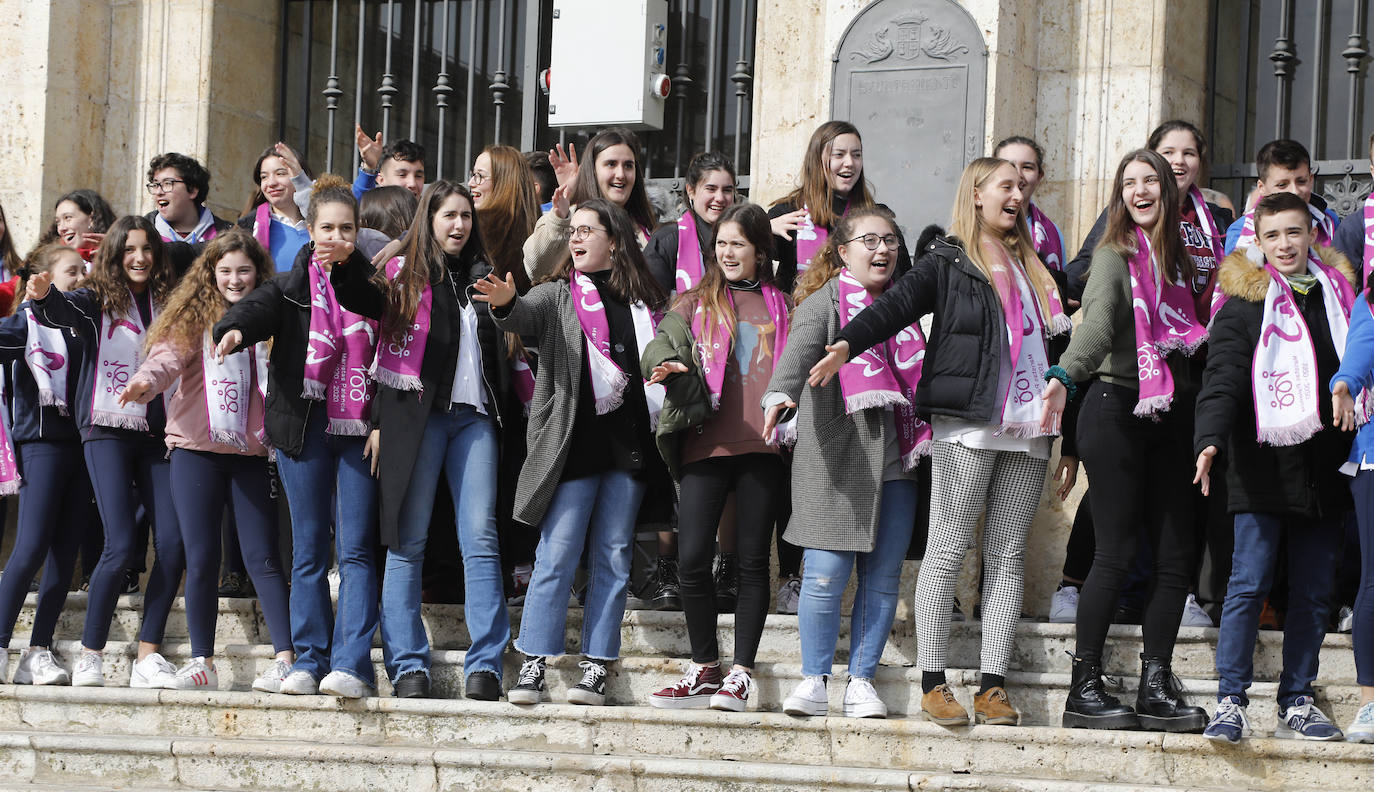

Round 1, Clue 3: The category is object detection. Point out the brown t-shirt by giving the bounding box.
[677,288,780,466]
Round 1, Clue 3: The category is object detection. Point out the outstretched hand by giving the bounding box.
[25,272,52,302]
[807,341,849,387]
[472,272,517,308]
[118,380,154,407]
[647,361,688,385]
[215,330,243,363]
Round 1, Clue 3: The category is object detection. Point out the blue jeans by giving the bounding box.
[276,409,380,684]
[515,471,646,660]
[798,480,917,679]
[380,406,503,682]
[1216,511,1341,707]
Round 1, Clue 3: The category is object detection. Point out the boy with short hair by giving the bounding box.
[1224,139,1340,254]
[352,124,426,200]
[1195,191,1355,743]
[144,152,233,244]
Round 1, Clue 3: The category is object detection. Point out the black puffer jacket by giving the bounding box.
[1194,246,1356,518]
[837,227,1042,423]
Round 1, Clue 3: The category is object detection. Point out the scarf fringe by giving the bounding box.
[843,389,908,413]
[1153,334,1208,356]
[301,379,328,401]
[91,412,149,432]
[210,429,249,451]
[1132,393,1174,419]
[997,420,1049,439]
[594,390,626,415]
[0,478,20,496]
[37,390,69,416]
[371,365,424,393]
[1050,313,1073,337]
[327,418,371,437]
[901,437,932,471]
[1256,414,1323,448]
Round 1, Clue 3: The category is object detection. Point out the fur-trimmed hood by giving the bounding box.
[1217,244,1358,303]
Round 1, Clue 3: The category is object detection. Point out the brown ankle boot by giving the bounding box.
[921,683,969,726]
[973,686,1020,726]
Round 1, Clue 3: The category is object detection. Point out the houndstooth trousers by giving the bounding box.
[915,440,1047,677]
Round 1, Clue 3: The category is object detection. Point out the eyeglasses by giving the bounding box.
[570,225,608,241]
[843,233,900,251]
[146,178,185,195]
[468,170,490,186]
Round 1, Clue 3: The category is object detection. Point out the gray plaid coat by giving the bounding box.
[765,277,914,553]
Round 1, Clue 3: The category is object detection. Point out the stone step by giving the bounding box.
[13,638,1372,729]
[0,688,1369,791]
[11,593,1359,684]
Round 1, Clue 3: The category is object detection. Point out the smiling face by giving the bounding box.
[432,193,474,256]
[309,201,358,247]
[122,229,154,293]
[54,200,94,247]
[151,166,199,227]
[1154,129,1201,197]
[975,162,1023,234]
[839,215,898,294]
[467,152,492,210]
[215,250,259,304]
[713,221,758,282]
[569,207,613,273]
[997,143,1043,202]
[1256,207,1314,276]
[825,133,863,198]
[595,144,637,207]
[1121,159,1164,231]
[258,156,296,213]
[378,157,425,199]
[1259,163,1314,203]
[687,169,736,224]
[50,249,84,291]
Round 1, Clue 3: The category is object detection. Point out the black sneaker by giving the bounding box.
[640,557,681,611]
[507,656,546,705]
[713,553,738,613]
[217,571,253,598]
[121,570,140,595]
[568,658,608,706]
[392,670,430,698]
[465,670,501,701]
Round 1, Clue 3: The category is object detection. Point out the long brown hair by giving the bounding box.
[773,121,875,228]
[675,203,776,350]
[569,128,658,233]
[373,180,487,344]
[1097,149,1193,286]
[547,198,666,308]
[242,144,311,217]
[476,145,540,294]
[793,206,897,305]
[145,230,274,351]
[84,215,176,318]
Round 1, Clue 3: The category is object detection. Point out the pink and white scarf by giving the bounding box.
[250,202,272,251]
[569,270,665,429]
[1251,248,1354,445]
[370,257,430,392]
[511,354,535,416]
[987,244,1060,437]
[836,269,930,469]
[1127,228,1209,417]
[1359,193,1374,287]
[1027,202,1065,272]
[24,310,69,415]
[1233,201,1335,252]
[0,377,20,495]
[202,333,269,450]
[692,284,791,409]
[91,297,155,430]
[674,212,706,293]
[795,201,849,276]
[304,259,378,435]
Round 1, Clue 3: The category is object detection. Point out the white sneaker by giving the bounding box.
[0,650,8,683]
[327,566,342,595]
[1180,594,1214,628]
[130,653,177,689]
[71,651,104,687]
[1338,606,1355,634]
[1048,585,1079,624]
[1347,701,1374,743]
[776,577,802,615]
[782,674,828,717]
[278,669,319,695]
[252,659,292,693]
[843,676,887,718]
[171,657,218,690]
[13,648,70,686]
[319,670,371,698]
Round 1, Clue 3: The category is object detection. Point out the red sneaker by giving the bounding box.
[709,668,754,712]
[648,662,723,709]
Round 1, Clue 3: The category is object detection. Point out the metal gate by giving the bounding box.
[277,0,757,218]
[1209,0,1374,217]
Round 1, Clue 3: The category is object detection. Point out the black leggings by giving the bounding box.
[1074,381,1196,663]
[677,453,786,667]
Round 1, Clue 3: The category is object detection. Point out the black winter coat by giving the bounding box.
[836,228,1045,424]
[1194,247,1357,518]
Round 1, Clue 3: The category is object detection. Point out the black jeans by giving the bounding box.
[677,453,786,667]
[1074,381,1196,662]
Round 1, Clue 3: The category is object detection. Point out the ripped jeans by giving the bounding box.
[797,479,918,679]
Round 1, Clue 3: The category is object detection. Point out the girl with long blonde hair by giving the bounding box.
[811,157,1069,728]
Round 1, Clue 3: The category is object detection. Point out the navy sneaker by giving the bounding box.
[1203,696,1251,743]
[1276,696,1344,741]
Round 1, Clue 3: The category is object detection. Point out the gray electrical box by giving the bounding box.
[548,1,671,129]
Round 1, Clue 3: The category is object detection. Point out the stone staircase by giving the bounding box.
[0,592,1369,791]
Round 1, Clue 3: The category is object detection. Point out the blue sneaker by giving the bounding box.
[1346,701,1374,744]
[1203,696,1251,743]
[1276,696,1344,741]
